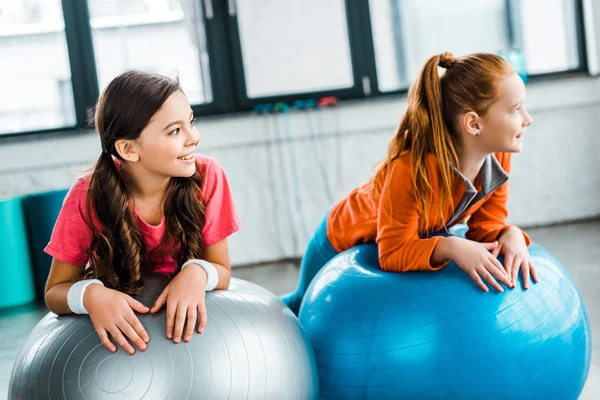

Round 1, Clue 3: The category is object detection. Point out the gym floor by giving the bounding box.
[1,220,598,399]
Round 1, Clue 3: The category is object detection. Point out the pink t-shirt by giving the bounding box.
[44,155,241,275]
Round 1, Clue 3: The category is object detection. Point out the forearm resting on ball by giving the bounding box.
[44,258,85,315]
[430,236,458,266]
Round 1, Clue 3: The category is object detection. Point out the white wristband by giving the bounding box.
[181,259,219,291]
[67,279,104,314]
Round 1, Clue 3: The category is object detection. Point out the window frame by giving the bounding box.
[0,0,590,140]
[224,0,374,110]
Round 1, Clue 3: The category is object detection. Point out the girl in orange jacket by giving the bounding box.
[282,52,539,315]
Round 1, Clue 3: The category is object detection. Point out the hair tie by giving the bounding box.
[439,53,456,69]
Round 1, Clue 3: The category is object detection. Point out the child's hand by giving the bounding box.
[491,226,539,289]
[84,283,150,355]
[451,237,513,292]
[150,264,208,344]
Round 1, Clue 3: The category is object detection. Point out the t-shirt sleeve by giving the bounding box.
[44,177,94,266]
[200,158,242,247]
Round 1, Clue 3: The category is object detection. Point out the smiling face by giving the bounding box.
[132,90,199,179]
[476,72,533,153]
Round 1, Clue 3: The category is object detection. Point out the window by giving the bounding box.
[234,0,354,98]
[88,0,212,104]
[520,0,582,74]
[0,0,76,135]
[370,0,510,91]
[369,0,584,92]
[0,0,589,137]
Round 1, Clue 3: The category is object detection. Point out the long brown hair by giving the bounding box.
[82,71,206,295]
[371,52,514,233]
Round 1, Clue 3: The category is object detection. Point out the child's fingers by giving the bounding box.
[479,267,503,293]
[165,299,177,340]
[118,319,147,352]
[150,287,169,313]
[197,303,207,333]
[511,259,520,286]
[172,303,187,343]
[184,305,197,342]
[108,327,135,355]
[125,295,150,314]
[487,257,512,287]
[504,252,516,284]
[125,313,150,343]
[503,260,511,285]
[488,256,513,287]
[482,241,498,251]
[125,311,150,344]
[469,271,489,292]
[491,243,503,258]
[522,261,531,290]
[488,253,509,279]
[96,327,116,353]
[530,261,539,283]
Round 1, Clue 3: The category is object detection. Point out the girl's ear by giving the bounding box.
[460,111,482,138]
[115,139,140,162]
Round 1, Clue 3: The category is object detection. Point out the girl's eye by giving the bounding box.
[515,107,521,113]
[170,128,180,135]
[189,117,196,127]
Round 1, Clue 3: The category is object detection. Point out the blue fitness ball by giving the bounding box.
[298,228,591,399]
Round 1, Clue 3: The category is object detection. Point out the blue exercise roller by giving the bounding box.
[0,197,36,309]
[22,189,68,298]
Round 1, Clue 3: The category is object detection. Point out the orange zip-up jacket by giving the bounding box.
[326,151,530,272]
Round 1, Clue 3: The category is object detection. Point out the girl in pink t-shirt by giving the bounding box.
[44,71,241,356]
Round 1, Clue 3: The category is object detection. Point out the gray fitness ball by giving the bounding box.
[9,275,319,399]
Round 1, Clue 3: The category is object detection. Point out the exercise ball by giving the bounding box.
[9,275,319,399]
[22,189,69,298]
[299,232,591,399]
[0,197,36,309]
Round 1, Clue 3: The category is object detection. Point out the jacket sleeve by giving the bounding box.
[376,162,450,272]
[466,152,531,245]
